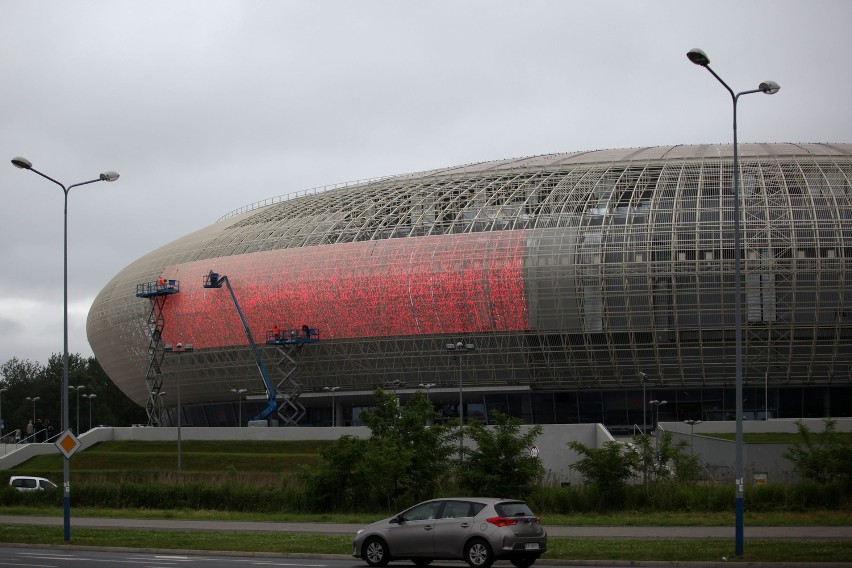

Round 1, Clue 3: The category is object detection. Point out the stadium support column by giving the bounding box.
[686,48,780,558]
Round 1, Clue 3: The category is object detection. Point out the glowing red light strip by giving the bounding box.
[160,231,528,349]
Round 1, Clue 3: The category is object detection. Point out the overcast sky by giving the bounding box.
[1,0,850,366]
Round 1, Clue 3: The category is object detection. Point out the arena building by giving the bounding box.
[87,143,852,431]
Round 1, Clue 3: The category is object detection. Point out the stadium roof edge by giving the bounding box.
[217,142,852,223]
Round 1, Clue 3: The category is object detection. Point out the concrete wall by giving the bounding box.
[660,418,852,484]
[4,418,846,486]
[1,423,606,486]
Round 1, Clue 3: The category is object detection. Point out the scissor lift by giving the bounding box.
[135,278,180,426]
[265,326,320,425]
[203,271,318,425]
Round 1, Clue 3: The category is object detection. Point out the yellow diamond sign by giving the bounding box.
[55,430,81,459]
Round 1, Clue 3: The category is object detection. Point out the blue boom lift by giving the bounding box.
[203,271,318,424]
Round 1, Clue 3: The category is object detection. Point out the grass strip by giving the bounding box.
[3,506,851,527]
[1,525,851,563]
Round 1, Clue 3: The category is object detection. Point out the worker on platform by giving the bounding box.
[157,276,165,290]
[273,325,281,340]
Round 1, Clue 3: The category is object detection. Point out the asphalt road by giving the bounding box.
[1,515,850,540]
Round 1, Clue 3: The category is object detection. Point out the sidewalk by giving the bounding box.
[1,515,850,540]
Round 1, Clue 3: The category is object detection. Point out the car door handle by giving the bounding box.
[460,523,471,528]
[424,525,434,531]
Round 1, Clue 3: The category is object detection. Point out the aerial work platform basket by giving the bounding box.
[266,326,320,345]
[136,278,180,298]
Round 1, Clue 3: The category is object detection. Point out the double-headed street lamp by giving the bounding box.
[11,156,119,542]
[231,388,247,427]
[418,383,435,402]
[164,343,193,477]
[649,399,667,460]
[446,341,475,461]
[68,385,86,435]
[82,393,97,432]
[323,386,340,426]
[687,48,780,558]
[684,419,702,456]
[638,371,648,432]
[418,383,436,426]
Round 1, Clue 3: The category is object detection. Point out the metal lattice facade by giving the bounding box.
[87,143,852,422]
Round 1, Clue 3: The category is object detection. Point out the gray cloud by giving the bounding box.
[2,0,850,364]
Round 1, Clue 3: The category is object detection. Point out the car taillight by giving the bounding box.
[486,516,519,527]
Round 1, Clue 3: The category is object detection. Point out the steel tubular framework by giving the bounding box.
[88,144,852,420]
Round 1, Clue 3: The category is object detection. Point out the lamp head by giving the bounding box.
[100,171,120,182]
[759,80,780,95]
[11,156,33,169]
[687,48,710,67]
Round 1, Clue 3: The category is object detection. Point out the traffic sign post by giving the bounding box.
[54,429,80,541]
[55,429,81,459]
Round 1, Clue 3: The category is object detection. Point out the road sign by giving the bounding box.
[55,429,81,459]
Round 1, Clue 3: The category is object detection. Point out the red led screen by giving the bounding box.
[159,231,529,349]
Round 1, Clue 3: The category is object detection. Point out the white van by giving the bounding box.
[9,476,58,491]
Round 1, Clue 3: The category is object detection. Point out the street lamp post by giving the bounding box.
[323,386,340,426]
[68,385,86,435]
[418,383,436,426]
[11,156,119,542]
[649,399,667,460]
[638,372,647,433]
[25,396,40,440]
[684,419,702,456]
[82,394,97,432]
[231,388,247,427]
[687,48,780,558]
[418,383,435,402]
[446,341,475,461]
[165,343,193,477]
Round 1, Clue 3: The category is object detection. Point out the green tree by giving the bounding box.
[301,388,454,512]
[631,432,703,484]
[459,412,544,498]
[83,358,146,428]
[0,357,44,439]
[1,354,145,441]
[300,434,371,512]
[567,439,639,495]
[784,418,852,485]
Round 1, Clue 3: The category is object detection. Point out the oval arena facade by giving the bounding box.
[87,143,852,429]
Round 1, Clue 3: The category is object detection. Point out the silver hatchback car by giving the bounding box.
[353,497,547,568]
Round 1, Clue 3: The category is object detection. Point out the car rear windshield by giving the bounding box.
[495,501,535,517]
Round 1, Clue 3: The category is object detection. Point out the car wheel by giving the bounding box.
[363,537,390,567]
[510,556,538,568]
[412,558,433,566]
[464,538,494,568]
